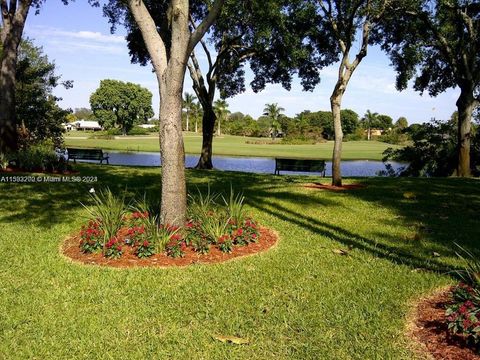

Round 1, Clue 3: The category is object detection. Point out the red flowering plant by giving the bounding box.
[136,240,155,258]
[166,233,187,258]
[445,244,480,349]
[229,218,260,246]
[217,234,233,253]
[104,237,123,259]
[80,219,104,253]
[124,225,147,247]
[445,283,480,347]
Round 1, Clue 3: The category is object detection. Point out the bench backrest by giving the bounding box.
[275,158,326,172]
[67,148,104,160]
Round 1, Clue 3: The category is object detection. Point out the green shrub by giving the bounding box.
[127,127,150,136]
[14,143,68,172]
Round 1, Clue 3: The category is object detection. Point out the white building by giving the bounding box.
[73,120,103,131]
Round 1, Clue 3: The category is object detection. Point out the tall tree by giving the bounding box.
[362,110,378,140]
[15,38,72,147]
[213,98,229,136]
[105,0,224,225]
[378,0,480,177]
[182,92,196,132]
[1,0,34,153]
[309,0,388,186]
[90,79,153,135]
[263,103,285,140]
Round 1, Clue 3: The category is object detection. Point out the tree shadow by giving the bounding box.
[1,164,478,277]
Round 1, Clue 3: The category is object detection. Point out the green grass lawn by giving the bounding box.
[1,165,478,359]
[65,132,398,160]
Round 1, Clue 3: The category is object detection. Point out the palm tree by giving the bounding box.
[191,102,202,133]
[363,110,378,141]
[182,92,197,132]
[263,103,285,140]
[214,99,230,136]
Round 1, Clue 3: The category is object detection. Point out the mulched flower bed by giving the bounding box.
[409,288,480,360]
[303,182,367,191]
[62,227,278,268]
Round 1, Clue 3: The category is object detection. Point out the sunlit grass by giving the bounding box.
[64,133,399,160]
[0,164,478,358]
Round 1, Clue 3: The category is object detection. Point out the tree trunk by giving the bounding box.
[455,88,474,177]
[159,72,188,225]
[331,91,344,187]
[0,2,31,153]
[0,39,18,152]
[196,103,215,169]
[186,111,189,132]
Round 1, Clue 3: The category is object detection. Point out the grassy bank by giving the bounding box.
[1,165,478,358]
[64,133,398,160]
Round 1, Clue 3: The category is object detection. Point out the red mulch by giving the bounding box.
[0,167,78,175]
[411,289,480,360]
[61,227,278,268]
[303,182,367,191]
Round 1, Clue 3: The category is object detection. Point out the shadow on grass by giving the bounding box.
[1,164,478,276]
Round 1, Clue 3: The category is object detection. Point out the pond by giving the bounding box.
[82,151,403,177]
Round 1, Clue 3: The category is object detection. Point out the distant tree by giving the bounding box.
[340,109,359,135]
[190,102,202,133]
[15,38,72,147]
[376,114,393,130]
[73,107,94,120]
[256,116,271,137]
[395,116,408,130]
[65,113,77,123]
[362,110,379,140]
[304,0,389,186]
[383,118,480,177]
[378,0,480,176]
[90,79,153,135]
[263,103,285,140]
[182,92,196,132]
[213,99,229,136]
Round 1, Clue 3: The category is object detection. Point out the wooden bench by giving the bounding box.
[67,148,109,164]
[274,158,326,176]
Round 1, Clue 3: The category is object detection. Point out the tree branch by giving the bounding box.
[126,0,168,79]
[188,0,225,54]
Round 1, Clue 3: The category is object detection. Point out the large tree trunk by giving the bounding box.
[159,77,187,225]
[455,87,474,177]
[331,91,344,187]
[0,38,19,153]
[196,103,215,169]
[0,1,31,153]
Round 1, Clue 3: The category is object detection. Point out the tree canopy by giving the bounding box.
[89,79,153,134]
[378,0,480,176]
[15,38,71,147]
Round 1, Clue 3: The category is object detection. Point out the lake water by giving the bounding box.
[85,151,403,177]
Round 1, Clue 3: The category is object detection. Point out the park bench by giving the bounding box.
[67,148,109,164]
[274,158,326,177]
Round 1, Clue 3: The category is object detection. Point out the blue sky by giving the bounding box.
[23,1,459,123]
